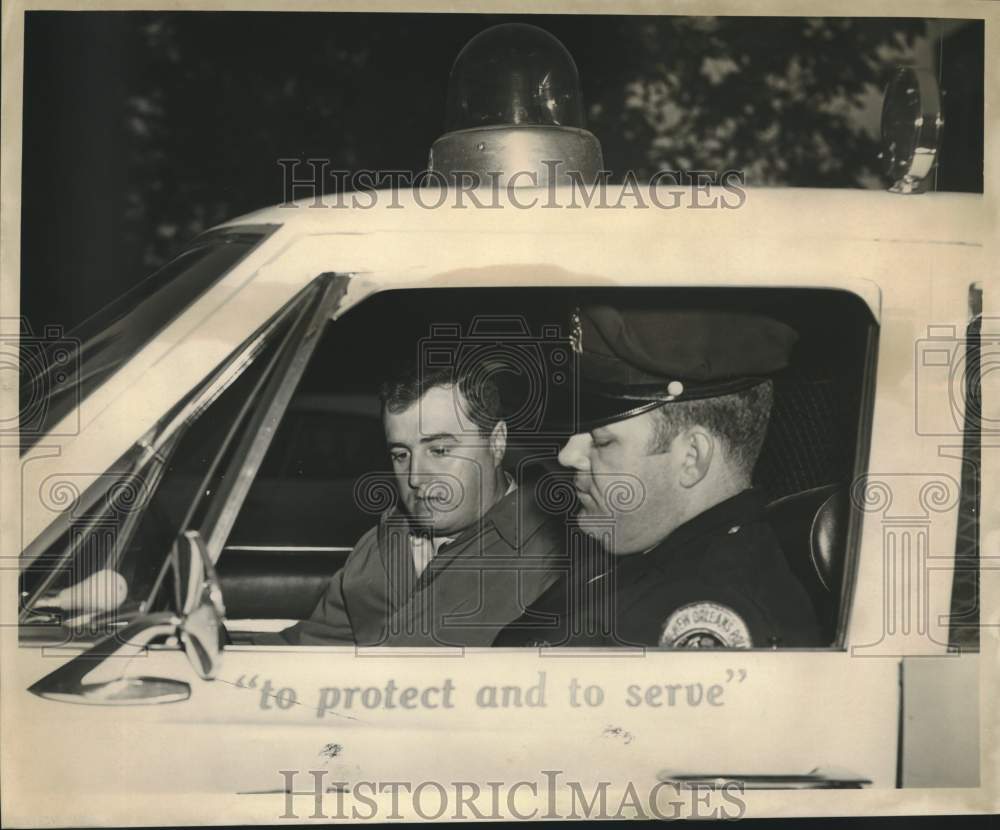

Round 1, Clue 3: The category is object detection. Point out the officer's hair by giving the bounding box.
[648,380,773,477]
[379,361,503,436]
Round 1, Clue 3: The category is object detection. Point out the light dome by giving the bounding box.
[429,23,603,188]
[444,23,586,132]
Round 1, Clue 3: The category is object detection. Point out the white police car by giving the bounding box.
[7,24,989,823]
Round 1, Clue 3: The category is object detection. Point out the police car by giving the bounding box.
[8,23,989,822]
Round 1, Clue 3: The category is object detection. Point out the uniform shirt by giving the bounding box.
[494,488,823,648]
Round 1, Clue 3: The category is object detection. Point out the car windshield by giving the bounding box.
[19,224,276,453]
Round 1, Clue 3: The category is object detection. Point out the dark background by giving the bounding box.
[20,13,984,335]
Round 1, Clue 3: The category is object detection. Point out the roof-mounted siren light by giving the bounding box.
[879,66,944,193]
[429,23,604,188]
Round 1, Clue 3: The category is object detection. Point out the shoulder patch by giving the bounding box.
[659,601,753,648]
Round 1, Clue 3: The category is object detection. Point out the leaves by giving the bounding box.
[24,13,930,327]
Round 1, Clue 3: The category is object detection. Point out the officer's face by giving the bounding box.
[558,410,684,555]
[384,384,506,536]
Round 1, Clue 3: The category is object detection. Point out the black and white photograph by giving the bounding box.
[1,0,994,824]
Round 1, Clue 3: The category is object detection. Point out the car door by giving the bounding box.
[14,268,971,820]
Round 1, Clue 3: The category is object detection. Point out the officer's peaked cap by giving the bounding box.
[572,304,797,431]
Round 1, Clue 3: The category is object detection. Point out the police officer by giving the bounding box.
[495,302,823,648]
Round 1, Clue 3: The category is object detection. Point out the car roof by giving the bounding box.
[222,184,984,327]
[222,185,986,246]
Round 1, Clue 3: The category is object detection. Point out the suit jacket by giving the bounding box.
[269,483,567,646]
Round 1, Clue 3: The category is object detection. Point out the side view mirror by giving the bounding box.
[28,530,227,705]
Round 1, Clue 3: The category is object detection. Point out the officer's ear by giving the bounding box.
[488,420,508,466]
[677,427,713,488]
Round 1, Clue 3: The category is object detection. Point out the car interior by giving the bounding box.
[20,285,875,648]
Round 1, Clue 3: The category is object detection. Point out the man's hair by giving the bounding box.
[648,380,774,478]
[379,361,503,435]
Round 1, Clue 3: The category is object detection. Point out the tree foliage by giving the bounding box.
[23,12,928,329]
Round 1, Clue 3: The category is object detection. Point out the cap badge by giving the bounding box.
[658,601,752,648]
[665,380,684,401]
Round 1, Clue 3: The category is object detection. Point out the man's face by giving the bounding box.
[558,409,684,555]
[384,384,505,536]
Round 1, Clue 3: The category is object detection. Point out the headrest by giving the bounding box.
[810,487,849,593]
[765,483,847,594]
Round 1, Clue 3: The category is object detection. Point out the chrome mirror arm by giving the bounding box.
[28,612,187,705]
